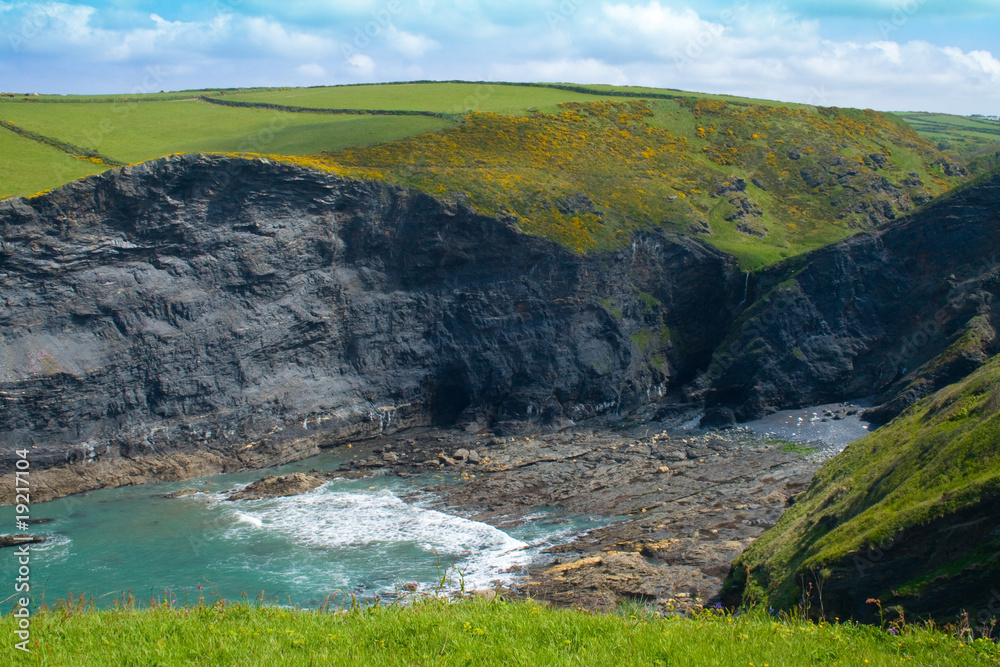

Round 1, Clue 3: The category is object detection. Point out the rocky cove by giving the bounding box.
[0,413,838,611]
[2,156,999,616]
[0,155,746,490]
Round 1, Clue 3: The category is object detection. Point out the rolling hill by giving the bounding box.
[2,81,994,269]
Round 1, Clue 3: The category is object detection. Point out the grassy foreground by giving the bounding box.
[4,597,998,666]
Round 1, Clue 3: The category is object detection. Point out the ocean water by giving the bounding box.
[1,450,607,611]
[678,402,872,459]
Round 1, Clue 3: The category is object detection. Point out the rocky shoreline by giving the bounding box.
[2,409,829,612]
[308,413,822,611]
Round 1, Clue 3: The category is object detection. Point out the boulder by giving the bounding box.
[226,473,325,501]
[0,535,46,548]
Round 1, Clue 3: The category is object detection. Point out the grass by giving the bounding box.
[0,81,980,270]
[0,99,453,166]
[3,596,997,666]
[895,112,1000,171]
[776,440,821,456]
[567,82,816,108]
[220,82,606,115]
[314,97,963,269]
[0,126,108,198]
[728,352,1000,617]
[218,81,819,115]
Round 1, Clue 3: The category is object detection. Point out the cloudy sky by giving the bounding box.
[1,0,998,114]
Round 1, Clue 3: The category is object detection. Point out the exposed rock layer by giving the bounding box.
[0,155,743,481]
[700,171,1000,421]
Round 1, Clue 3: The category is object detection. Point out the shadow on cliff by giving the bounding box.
[0,155,746,474]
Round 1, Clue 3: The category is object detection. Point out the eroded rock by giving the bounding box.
[225,473,326,501]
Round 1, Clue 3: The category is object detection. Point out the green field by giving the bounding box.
[4,597,997,666]
[564,82,816,108]
[0,99,452,167]
[217,81,818,115]
[896,111,1000,169]
[2,81,996,268]
[0,126,107,198]
[220,82,604,115]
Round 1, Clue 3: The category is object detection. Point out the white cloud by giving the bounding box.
[345,52,375,77]
[491,58,629,86]
[0,4,337,62]
[534,2,1000,113]
[384,25,438,59]
[943,47,1000,81]
[601,1,721,51]
[242,16,336,59]
[295,62,327,78]
[0,1,997,114]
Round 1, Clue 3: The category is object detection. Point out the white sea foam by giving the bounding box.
[234,512,264,528]
[222,487,532,591]
[23,532,73,564]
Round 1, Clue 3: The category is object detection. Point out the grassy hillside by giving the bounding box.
[726,352,1000,622]
[0,98,451,175]
[897,112,1000,173]
[0,127,108,198]
[4,598,997,666]
[313,97,963,268]
[0,82,973,268]
[218,81,815,114]
[220,81,603,115]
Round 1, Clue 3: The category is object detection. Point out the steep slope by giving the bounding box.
[697,169,1000,422]
[2,83,968,271]
[724,352,1000,625]
[320,98,966,269]
[0,155,744,488]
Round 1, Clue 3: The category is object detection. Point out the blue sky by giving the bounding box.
[1,1,998,114]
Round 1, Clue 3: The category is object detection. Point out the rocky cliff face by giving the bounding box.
[699,171,1000,421]
[0,155,743,478]
[724,352,1000,625]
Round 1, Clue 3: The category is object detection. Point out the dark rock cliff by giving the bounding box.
[0,155,743,474]
[699,171,1000,421]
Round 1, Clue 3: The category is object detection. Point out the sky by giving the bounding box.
[0,0,998,114]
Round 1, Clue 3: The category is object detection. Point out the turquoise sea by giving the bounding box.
[1,449,607,612]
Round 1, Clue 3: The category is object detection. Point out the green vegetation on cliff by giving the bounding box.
[726,353,1000,623]
[0,81,983,268]
[320,97,963,268]
[4,598,997,666]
